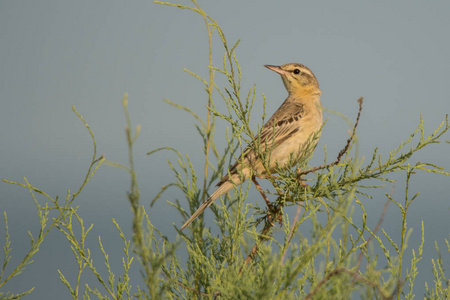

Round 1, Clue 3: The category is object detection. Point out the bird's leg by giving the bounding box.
[252,177,271,207]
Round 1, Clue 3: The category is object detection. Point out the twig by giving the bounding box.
[239,218,275,274]
[281,205,302,265]
[193,0,214,205]
[252,177,271,206]
[356,187,393,269]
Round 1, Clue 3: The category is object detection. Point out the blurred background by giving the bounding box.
[1,1,449,298]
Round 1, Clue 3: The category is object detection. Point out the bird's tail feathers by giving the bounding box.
[181,180,236,230]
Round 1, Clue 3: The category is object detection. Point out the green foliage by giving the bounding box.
[425,237,450,299]
[1,1,450,299]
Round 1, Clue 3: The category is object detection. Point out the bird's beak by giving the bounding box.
[264,65,286,75]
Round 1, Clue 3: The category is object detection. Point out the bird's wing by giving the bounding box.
[258,101,304,148]
[220,101,304,183]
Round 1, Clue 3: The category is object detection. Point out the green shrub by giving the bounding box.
[1,1,449,299]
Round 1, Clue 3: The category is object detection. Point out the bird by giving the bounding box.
[181,63,323,230]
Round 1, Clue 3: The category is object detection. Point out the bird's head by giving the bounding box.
[265,63,321,97]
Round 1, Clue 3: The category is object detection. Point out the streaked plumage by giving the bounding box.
[181,63,323,230]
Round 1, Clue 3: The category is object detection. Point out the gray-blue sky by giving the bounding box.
[1,1,449,298]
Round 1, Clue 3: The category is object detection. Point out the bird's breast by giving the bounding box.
[269,106,322,171]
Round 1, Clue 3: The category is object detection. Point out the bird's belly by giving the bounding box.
[269,129,319,171]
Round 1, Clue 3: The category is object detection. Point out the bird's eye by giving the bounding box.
[293,69,301,74]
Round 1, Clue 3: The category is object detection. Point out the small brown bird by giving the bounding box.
[181,63,323,230]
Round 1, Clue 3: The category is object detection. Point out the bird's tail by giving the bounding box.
[181,180,236,230]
